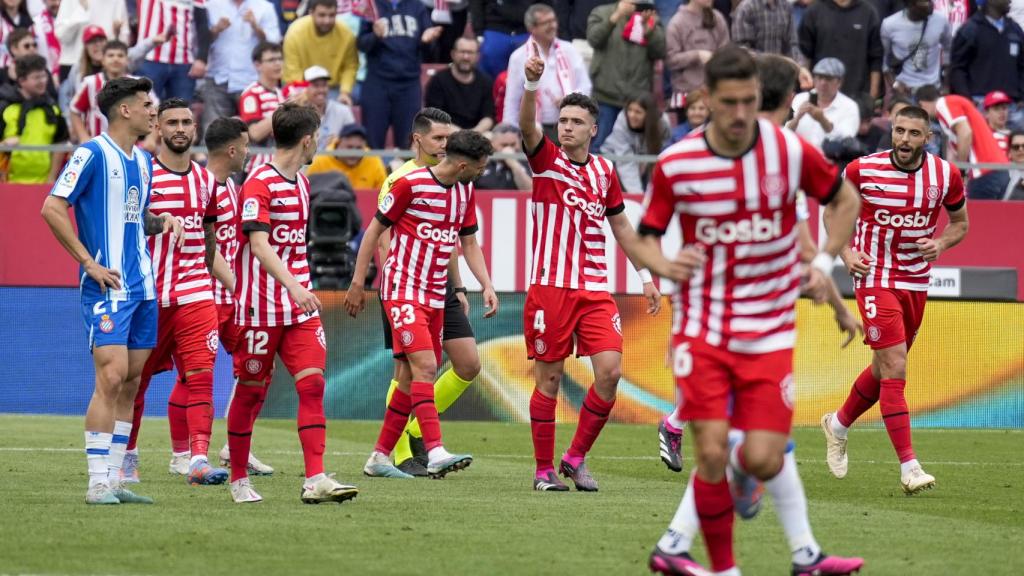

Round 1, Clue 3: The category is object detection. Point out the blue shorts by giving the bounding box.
[81,299,158,351]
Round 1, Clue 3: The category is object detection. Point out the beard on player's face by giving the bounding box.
[162,135,192,154]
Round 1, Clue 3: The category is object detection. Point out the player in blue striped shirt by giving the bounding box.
[41,76,183,505]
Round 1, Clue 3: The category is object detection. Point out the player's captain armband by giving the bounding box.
[379,192,395,212]
[241,197,260,221]
[51,146,93,198]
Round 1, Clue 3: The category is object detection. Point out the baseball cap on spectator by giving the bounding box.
[82,26,107,44]
[304,65,330,82]
[339,123,367,139]
[984,90,1012,109]
[812,58,845,78]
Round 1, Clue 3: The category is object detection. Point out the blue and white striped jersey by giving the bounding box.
[50,133,156,302]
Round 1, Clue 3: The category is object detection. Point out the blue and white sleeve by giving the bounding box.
[49,144,96,205]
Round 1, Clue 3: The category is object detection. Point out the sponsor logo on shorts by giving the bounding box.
[315,326,326,349]
[780,373,795,410]
[246,359,262,374]
[242,197,260,221]
[400,330,414,346]
[206,330,220,353]
[611,313,622,335]
[868,326,881,342]
[98,314,114,334]
[534,338,547,355]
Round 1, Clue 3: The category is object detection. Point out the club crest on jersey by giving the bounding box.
[380,192,395,213]
[400,330,414,346]
[315,326,326,350]
[125,186,142,224]
[868,326,881,342]
[926,185,940,201]
[779,373,795,409]
[611,313,622,335]
[246,359,263,374]
[534,338,548,355]
[98,314,114,334]
[242,197,260,220]
[598,174,609,196]
[458,200,467,220]
[206,330,219,353]
[760,174,787,202]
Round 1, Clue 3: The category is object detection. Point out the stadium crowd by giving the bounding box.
[2,0,1024,200]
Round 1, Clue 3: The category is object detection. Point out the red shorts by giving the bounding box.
[233,317,327,382]
[672,335,794,435]
[523,285,623,362]
[855,287,928,350]
[383,300,443,364]
[217,302,242,354]
[145,300,220,376]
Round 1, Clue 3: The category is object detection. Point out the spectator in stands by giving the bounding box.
[53,0,129,81]
[586,1,666,151]
[600,93,670,192]
[917,84,1011,199]
[0,54,68,183]
[2,28,56,98]
[0,0,32,70]
[424,37,495,132]
[1002,129,1024,199]
[476,122,533,190]
[855,93,886,153]
[731,0,803,61]
[136,0,211,101]
[70,40,131,143]
[670,88,708,143]
[950,0,1024,106]
[300,65,356,151]
[357,0,441,149]
[554,0,615,67]
[33,0,61,79]
[985,90,1013,153]
[799,0,883,100]
[881,0,951,97]
[308,123,388,190]
[201,0,281,134]
[470,0,545,78]
[503,3,590,140]
[787,57,860,148]
[665,0,729,99]
[283,0,357,104]
[238,40,285,171]
[61,24,106,111]
[877,94,913,150]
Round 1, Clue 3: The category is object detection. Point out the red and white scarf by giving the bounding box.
[336,0,378,20]
[35,9,61,77]
[621,13,648,46]
[432,0,451,24]
[530,39,574,116]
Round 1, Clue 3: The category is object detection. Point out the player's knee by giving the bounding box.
[594,365,621,389]
[745,450,785,481]
[878,355,907,380]
[455,356,481,381]
[95,363,128,392]
[695,445,729,479]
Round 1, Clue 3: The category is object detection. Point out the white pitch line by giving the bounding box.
[0,447,1019,467]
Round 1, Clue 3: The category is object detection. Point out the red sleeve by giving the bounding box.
[842,157,862,189]
[71,82,90,114]
[798,136,842,204]
[524,135,558,175]
[376,176,414,226]
[943,166,966,211]
[202,169,218,220]
[238,90,262,124]
[460,186,479,234]
[605,165,625,215]
[240,177,271,230]
[638,160,676,236]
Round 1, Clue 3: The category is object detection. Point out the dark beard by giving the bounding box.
[162,136,191,154]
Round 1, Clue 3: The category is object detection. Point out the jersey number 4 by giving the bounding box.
[390,304,416,328]
[533,310,546,334]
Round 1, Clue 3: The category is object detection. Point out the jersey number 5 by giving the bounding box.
[863,296,877,319]
[390,304,416,328]
[246,330,269,355]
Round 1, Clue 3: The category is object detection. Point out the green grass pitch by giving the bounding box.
[0,415,1021,575]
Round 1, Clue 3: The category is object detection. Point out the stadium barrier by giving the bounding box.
[1,288,1021,428]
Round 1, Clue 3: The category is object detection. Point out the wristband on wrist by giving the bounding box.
[811,252,834,277]
[453,286,468,295]
[524,79,540,91]
[638,268,653,283]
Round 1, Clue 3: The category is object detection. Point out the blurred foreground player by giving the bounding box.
[41,76,181,504]
[518,43,663,492]
[228,102,359,504]
[821,105,969,495]
[638,46,864,575]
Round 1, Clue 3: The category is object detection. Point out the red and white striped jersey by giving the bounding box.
[377,167,479,309]
[211,178,239,304]
[640,119,841,355]
[71,73,112,138]
[525,136,625,292]
[994,130,1008,154]
[235,163,313,327]
[148,159,218,307]
[137,0,205,65]
[934,95,1007,178]
[0,17,18,68]
[238,81,284,172]
[844,151,966,291]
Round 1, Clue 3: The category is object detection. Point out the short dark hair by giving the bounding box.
[705,45,759,92]
[1010,129,1024,144]
[251,41,282,63]
[272,102,321,148]
[14,54,48,80]
[446,129,495,162]
[6,28,32,52]
[757,55,799,112]
[894,105,931,125]
[412,107,452,134]
[560,92,599,121]
[914,85,940,104]
[97,76,154,120]
[158,97,190,116]
[308,0,337,12]
[104,40,129,54]
[205,117,249,153]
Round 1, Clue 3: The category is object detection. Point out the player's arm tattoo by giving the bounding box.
[144,211,165,236]
[203,222,217,270]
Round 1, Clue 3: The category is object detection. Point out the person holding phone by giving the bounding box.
[787,57,861,149]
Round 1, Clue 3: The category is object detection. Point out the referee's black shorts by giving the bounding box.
[379,280,475,355]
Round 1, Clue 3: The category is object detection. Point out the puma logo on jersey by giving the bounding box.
[695,212,782,245]
[874,209,930,228]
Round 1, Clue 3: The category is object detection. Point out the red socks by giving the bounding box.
[530,389,557,473]
[837,366,881,428]
[411,381,443,451]
[880,378,915,463]
[375,387,411,454]
[296,374,326,478]
[694,475,736,572]
[186,370,214,459]
[127,372,153,451]
[227,383,265,481]
[167,375,190,453]
[566,386,615,460]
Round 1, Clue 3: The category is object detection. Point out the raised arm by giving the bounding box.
[519,46,546,153]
